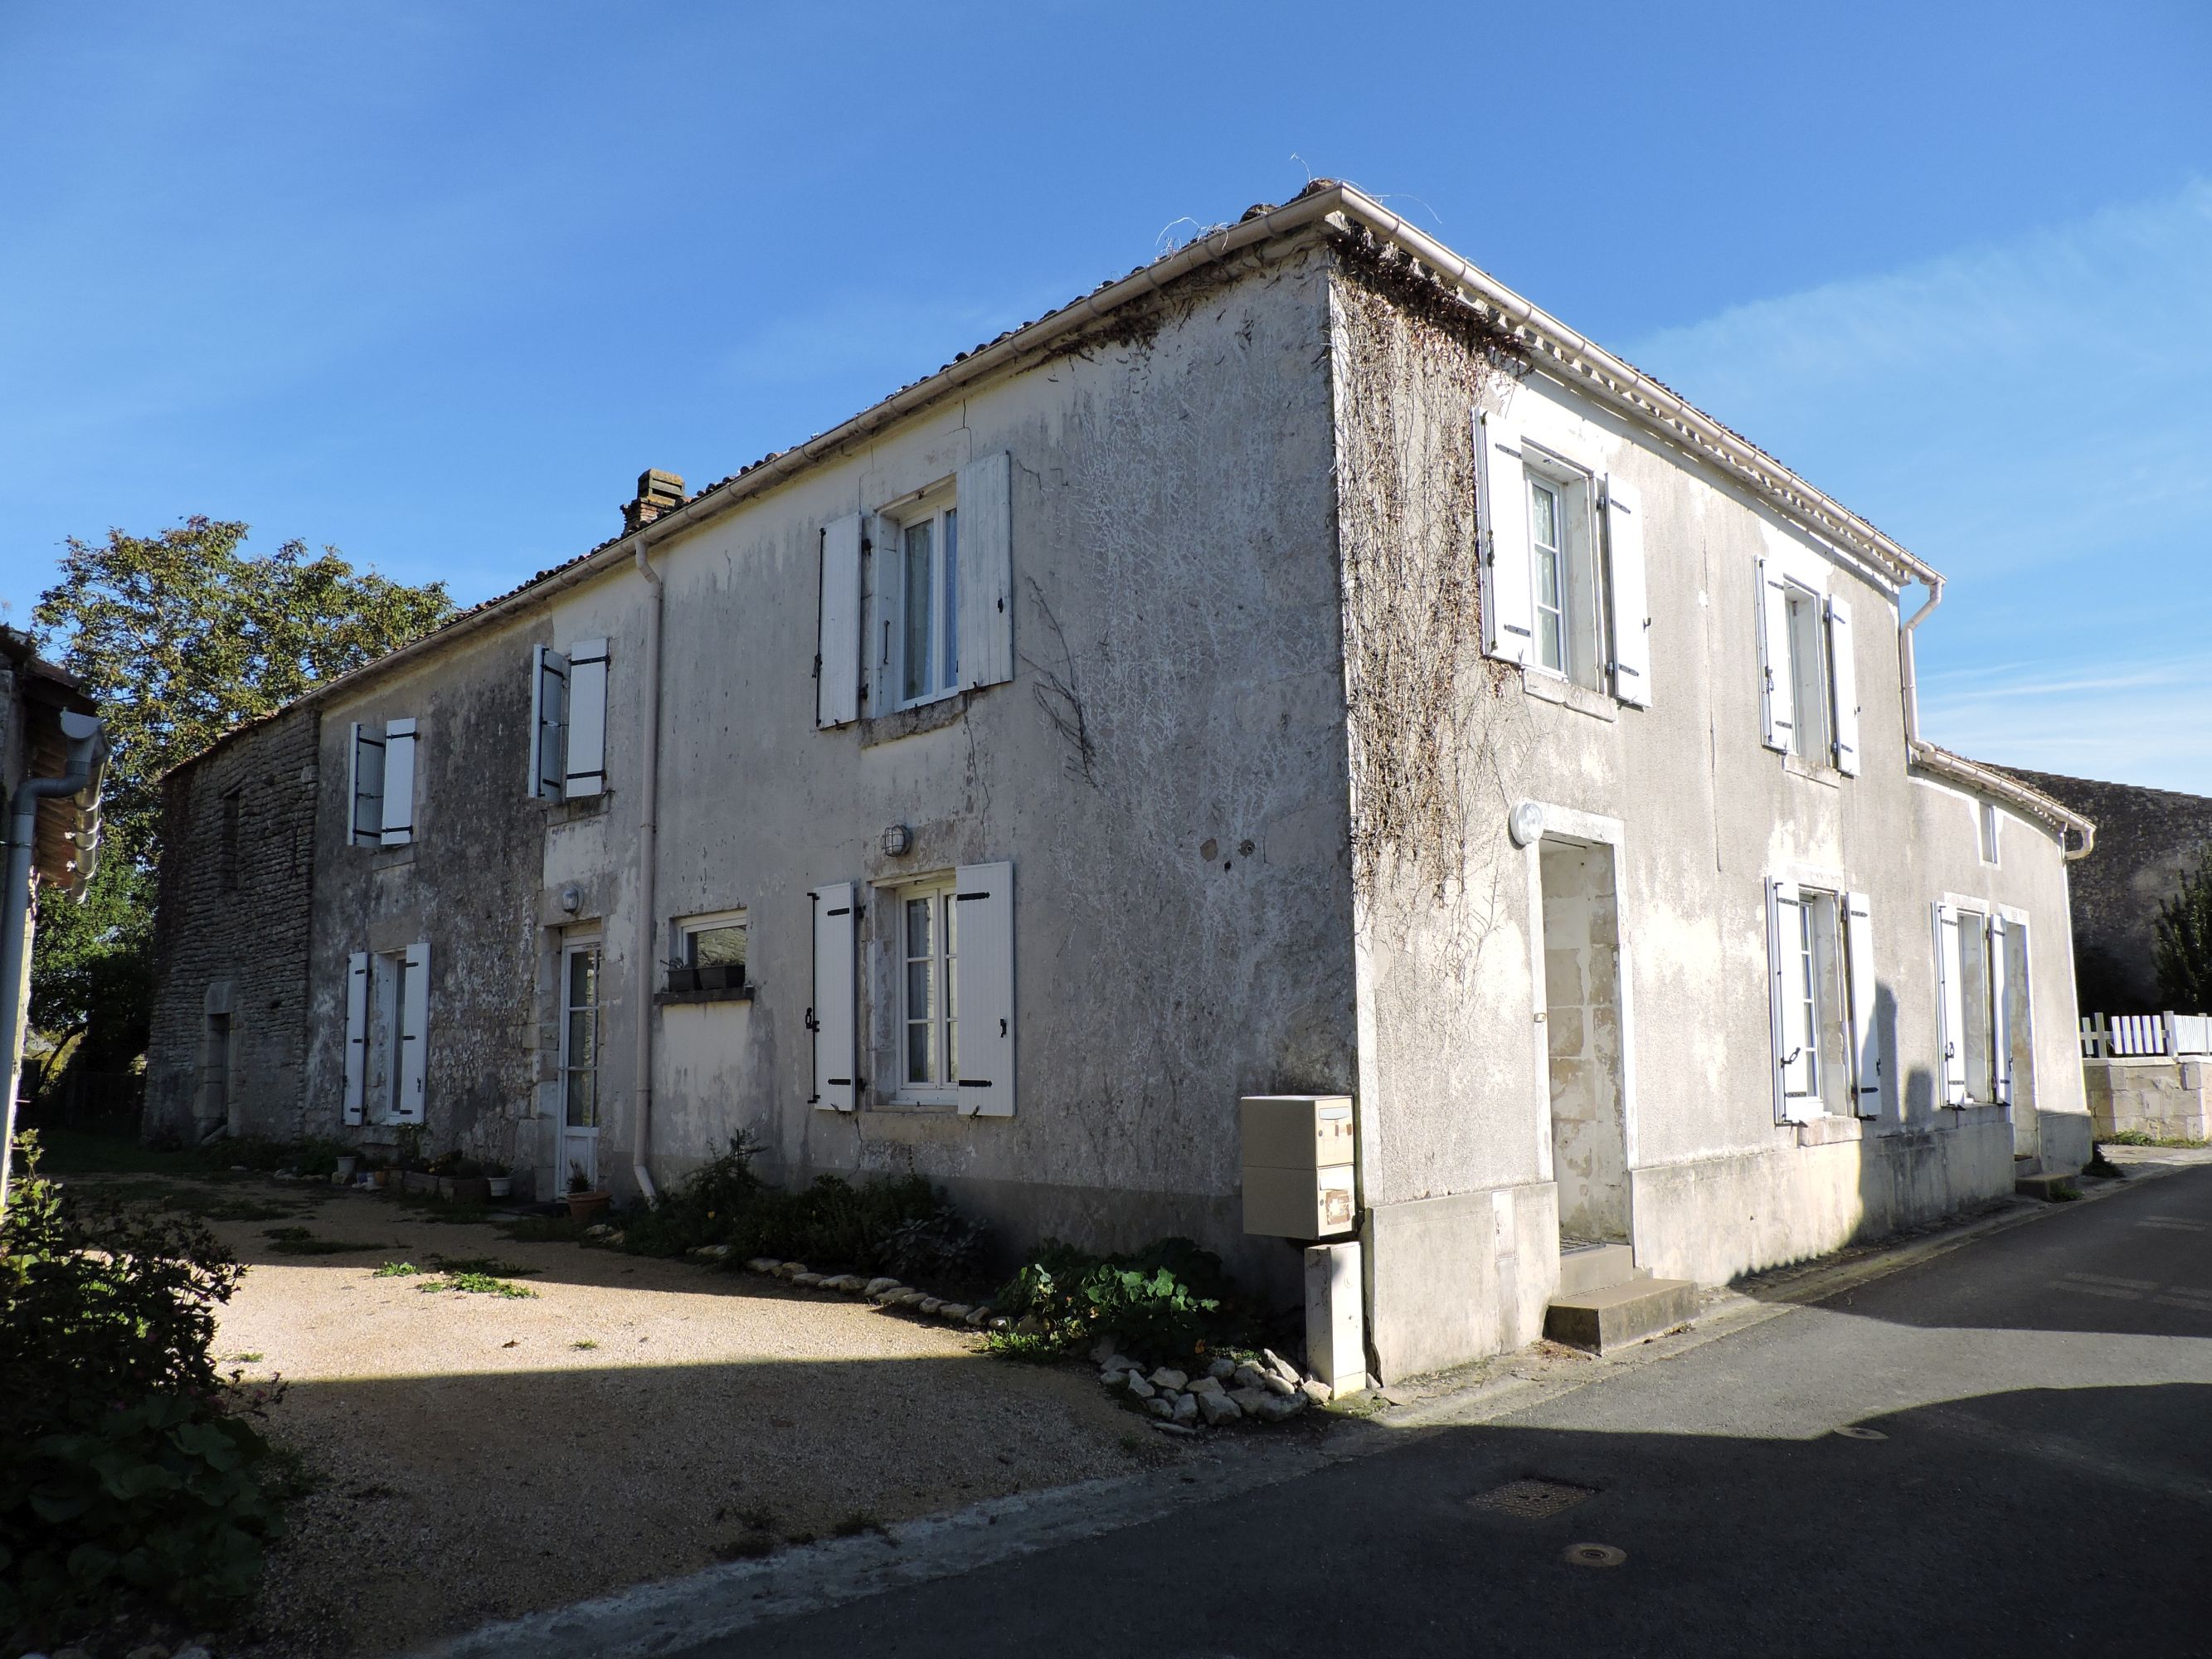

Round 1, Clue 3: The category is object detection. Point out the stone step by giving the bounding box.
[2014,1153,2044,1177]
[1544,1277,1699,1355]
[1557,1242,1641,1297]
[2015,1171,2078,1201]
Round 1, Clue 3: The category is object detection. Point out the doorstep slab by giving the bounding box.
[1556,1243,1639,1298]
[1544,1277,1698,1354]
[2015,1171,2079,1201]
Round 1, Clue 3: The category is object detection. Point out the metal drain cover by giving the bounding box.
[1564,1542,1626,1568]
[1472,1478,1597,1519]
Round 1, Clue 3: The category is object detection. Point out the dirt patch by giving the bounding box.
[64,1172,1166,1657]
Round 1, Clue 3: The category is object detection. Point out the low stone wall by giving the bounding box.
[2084,1057,2211,1141]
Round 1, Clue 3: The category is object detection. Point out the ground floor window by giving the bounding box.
[897,878,959,1105]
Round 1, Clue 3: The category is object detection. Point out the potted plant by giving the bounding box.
[439,1158,490,1204]
[697,961,746,993]
[665,957,700,995]
[334,1152,359,1179]
[565,1162,611,1222]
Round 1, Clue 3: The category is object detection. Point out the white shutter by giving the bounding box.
[343,951,368,1125]
[956,451,1014,692]
[1767,878,1819,1122]
[952,859,1014,1117]
[380,719,416,846]
[348,724,385,846]
[817,514,863,728]
[1844,891,1882,1117]
[1934,902,1968,1107]
[564,639,609,798]
[809,882,856,1112]
[1602,475,1650,707]
[1989,915,2011,1106]
[1475,409,1534,665]
[529,645,569,799]
[398,941,430,1124]
[1757,558,1794,752]
[1826,596,1860,775]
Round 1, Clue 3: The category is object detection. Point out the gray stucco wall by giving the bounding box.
[1330,258,2088,1377]
[2001,768,2212,1014]
[145,708,320,1142]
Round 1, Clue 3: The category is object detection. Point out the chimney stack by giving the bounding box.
[622,469,687,534]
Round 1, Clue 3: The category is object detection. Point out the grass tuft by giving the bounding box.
[419,1271,537,1298]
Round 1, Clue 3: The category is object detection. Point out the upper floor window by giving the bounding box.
[1475,411,1650,708]
[348,719,416,847]
[527,640,609,800]
[811,450,1016,730]
[897,501,960,707]
[1757,559,1860,775]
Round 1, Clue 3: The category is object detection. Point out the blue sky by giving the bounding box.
[2,2,2207,787]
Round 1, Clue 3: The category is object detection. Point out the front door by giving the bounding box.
[558,941,601,1191]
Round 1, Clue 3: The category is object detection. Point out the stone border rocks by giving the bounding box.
[1091,1340,1331,1431]
[732,1258,998,1331]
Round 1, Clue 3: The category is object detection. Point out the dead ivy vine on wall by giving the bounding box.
[1328,231,1531,936]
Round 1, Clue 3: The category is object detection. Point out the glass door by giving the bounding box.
[558,941,601,1190]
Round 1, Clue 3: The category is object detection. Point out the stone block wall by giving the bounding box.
[144,708,321,1141]
[2002,768,2212,1014]
[2083,1056,2211,1142]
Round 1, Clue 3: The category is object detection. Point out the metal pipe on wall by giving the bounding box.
[630,541,664,1203]
[0,710,105,1217]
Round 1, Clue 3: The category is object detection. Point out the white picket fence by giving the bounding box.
[2079,1011,2212,1059]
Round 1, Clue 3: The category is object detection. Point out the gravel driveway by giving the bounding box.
[66,1172,1159,1657]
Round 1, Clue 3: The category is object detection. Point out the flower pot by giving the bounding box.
[666,966,701,994]
[334,1155,359,1178]
[440,1175,491,1204]
[370,1170,391,1189]
[566,1190,612,1222]
[486,1176,512,1199]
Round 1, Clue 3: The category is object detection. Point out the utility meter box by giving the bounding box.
[1240,1095,1356,1238]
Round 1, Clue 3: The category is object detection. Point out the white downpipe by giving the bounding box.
[1898,576,1944,746]
[630,541,664,1204]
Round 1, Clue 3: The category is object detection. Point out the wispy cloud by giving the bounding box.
[1626,182,2212,795]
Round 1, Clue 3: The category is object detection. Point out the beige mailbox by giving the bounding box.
[1240,1095,1356,1238]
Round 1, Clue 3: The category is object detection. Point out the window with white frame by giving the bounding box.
[558,938,601,1189]
[897,877,960,1103]
[1757,558,1860,774]
[672,908,748,990]
[895,498,960,708]
[1524,464,1604,691]
[1782,586,1830,763]
[1768,880,1882,1123]
[1474,411,1651,707]
[1978,800,2001,865]
[1934,902,2018,1108]
[347,719,418,846]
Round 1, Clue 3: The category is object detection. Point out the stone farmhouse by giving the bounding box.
[146,181,2097,1381]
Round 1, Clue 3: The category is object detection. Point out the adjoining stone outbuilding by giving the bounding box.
[146,182,2098,1382]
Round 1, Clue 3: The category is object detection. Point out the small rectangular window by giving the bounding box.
[673,908,749,990]
[1978,801,2001,865]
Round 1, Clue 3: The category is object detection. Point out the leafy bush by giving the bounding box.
[990,1237,1240,1360]
[0,1134,288,1644]
[2155,844,2212,1012]
[619,1137,987,1282]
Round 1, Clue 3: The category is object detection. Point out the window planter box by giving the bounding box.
[697,963,746,993]
[665,966,702,994]
[654,982,756,1008]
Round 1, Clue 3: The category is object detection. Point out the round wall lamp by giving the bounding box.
[882,824,913,857]
[1508,800,1546,849]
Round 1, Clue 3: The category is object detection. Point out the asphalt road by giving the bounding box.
[704,1167,2212,1659]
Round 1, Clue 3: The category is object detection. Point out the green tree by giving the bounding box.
[2153,842,2212,1013]
[28,518,454,1063]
